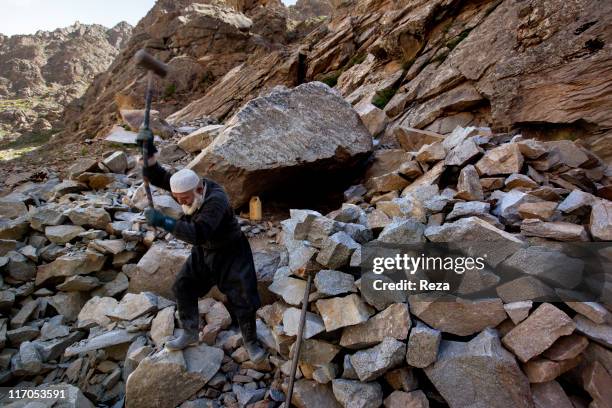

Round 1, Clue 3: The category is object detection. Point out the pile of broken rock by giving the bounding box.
[0,124,611,408]
[260,125,612,407]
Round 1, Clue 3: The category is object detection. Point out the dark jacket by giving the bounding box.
[143,163,242,249]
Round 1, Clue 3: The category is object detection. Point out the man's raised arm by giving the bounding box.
[142,157,172,192]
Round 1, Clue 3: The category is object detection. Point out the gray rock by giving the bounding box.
[425,216,525,267]
[67,158,99,178]
[44,225,86,244]
[558,189,595,213]
[424,329,533,408]
[0,291,15,310]
[349,337,406,381]
[332,379,383,408]
[46,292,87,322]
[6,250,36,281]
[342,354,359,380]
[590,199,612,241]
[500,246,583,289]
[445,138,483,167]
[40,316,70,340]
[66,207,111,229]
[328,203,368,225]
[377,218,426,244]
[283,307,325,339]
[64,329,142,357]
[132,243,190,300]
[574,315,612,348]
[18,341,43,375]
[409,294,507,336]
[33,331,84,362]
[106,292,157,321]
[150,306,175,347]
[496,276,557,303]
[187,82,373,207]
[57,275,101,291]
[126,345,222,408]
[52,180,86,195]
[0,198,27,220]
[36,250,106,285]
[340,303,410,349]
[520,219,589,241]
[383,390,429,408]
[288,379,342,408]
[316,232,360,269]
[153,195,183,219]
[10,299,39,328]
[456,267,500,295]
[493,190,543,225]
[314,269,357,297]
[316,294,374,332]
[177,125,223,153]
[446,201,490,221]
[406,321,441,368]
[78,296,119,328]
[269,277,307,306]
[102,151,128,173]
[6,326,40,345]
[456,164,484,201]
[233,384,266,406]
[360,272,407,311]
[183,343,225,384]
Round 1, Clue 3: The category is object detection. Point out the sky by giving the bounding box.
[0,0,156,36]
[0,0,297,37]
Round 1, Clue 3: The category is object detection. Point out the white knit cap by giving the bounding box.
[169,169,200,193]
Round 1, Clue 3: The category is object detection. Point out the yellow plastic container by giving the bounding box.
[249,196,262,221]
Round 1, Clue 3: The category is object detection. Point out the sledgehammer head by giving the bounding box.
[134,49,168,78]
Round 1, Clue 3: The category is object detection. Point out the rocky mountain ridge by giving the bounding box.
[0,21,132,155]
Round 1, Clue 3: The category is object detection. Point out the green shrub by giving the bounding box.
[372,87,398,109]
[320,71,342,88]
[163,83,177,99]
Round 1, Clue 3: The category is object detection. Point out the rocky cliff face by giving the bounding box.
[61,0,333,142]
[0,22,132,145]
[66,0,611,163]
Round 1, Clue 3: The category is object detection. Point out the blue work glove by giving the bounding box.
[144,208,177,233]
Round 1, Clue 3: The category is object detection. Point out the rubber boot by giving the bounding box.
[238,314,267,363]
[166,315,199,351]
[165,327,199,350]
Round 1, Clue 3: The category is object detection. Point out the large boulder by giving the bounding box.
[424,329,534,408]
[125,345,223,408]
[187,82,373,207]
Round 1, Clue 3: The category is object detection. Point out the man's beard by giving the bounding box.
[182,192,204,215]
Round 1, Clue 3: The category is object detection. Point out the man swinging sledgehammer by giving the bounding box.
[139,151,267,363]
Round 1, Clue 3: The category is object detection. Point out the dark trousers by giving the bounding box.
[172,234,261,331]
